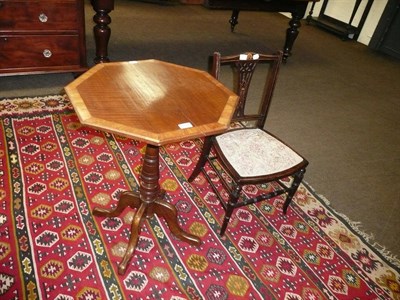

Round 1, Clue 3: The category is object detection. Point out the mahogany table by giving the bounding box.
[65,60,238,275]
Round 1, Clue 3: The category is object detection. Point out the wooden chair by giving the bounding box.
[188,51,309,236]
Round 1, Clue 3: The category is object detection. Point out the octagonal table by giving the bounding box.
[65,60,238,275]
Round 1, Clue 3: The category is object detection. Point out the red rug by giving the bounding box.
[0,95,399,299]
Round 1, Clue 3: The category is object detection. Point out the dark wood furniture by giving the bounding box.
[0,0,87,76]
[91,0,114,64]
[306,0,374,40]
[189,51,308,235]
[369,0,400,60]
[204,0,317,62]
[65,60,238,275]
[89,0,317,64]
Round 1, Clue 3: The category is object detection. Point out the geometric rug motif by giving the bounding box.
[0,95,399,299]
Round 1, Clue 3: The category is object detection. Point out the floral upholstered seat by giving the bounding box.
[216,128,303,177]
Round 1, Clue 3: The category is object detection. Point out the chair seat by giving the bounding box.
[216,128,303,177]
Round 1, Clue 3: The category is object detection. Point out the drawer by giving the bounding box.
[0,35,81,69]
[0,1,80,31]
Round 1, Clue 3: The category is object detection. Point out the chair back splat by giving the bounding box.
[212,51,282,129]
[189,51,308,236]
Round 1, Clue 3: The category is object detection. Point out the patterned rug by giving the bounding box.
[0,95,399,300]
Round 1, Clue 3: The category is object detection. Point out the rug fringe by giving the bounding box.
[303,181,400,269]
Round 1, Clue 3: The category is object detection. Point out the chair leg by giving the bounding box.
[283,168,306,214]
[188,136,213,182]
[220,185,241,236]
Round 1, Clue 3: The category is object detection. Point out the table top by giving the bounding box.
[65,60,238,146]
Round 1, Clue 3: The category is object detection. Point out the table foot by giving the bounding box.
[153,199,201,246]
[229,9,239,32]
[118,202,147,275]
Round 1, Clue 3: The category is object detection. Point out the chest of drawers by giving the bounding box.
[0,0,87,76]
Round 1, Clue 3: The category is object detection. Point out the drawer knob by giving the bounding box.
[39,13,48,23]
[43,49,52,58]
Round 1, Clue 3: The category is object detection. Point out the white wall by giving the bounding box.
[304,0,388,45]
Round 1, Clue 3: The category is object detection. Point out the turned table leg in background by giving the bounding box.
[91,0,114,63]
[283,12,302,63]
